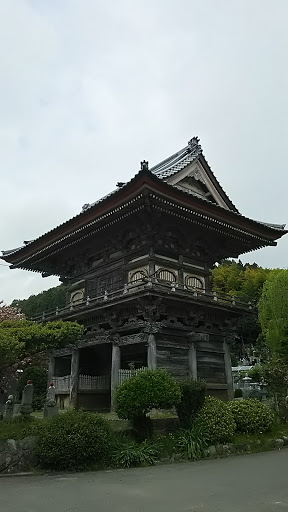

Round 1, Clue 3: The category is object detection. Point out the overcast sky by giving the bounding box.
[1,0,288,304]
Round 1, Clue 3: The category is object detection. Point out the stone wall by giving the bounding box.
[0,437,37,474]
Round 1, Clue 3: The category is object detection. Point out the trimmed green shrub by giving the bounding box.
[176,423,208,460]
[112,439,159,468]
[176,379,206,428]
[115,369,181,439]
[227,399,274,433]
[17,366,47,411]
[37,410,113,470]
[234,388,243,398]
[194,396,236,444]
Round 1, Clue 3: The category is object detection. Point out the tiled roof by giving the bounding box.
[1,137,286,262]
[150,137,202,179]
[81,188,119,212]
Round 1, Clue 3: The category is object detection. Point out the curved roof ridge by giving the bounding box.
[254,220,286,231]
[150,137,202,178]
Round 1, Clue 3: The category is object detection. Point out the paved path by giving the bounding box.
[1,450,288,512]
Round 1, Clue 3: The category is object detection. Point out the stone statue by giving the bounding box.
[43,382,58,419]
[20,380,34,417]
[0,387,5,420]
[4,395,14,420]
[46,382,56,407]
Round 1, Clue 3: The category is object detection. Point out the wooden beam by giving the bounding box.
[69,349,79,407]
[188,343,197,380]
[111,343,121,411]
[223,341,233,400]
[147,333,157,369]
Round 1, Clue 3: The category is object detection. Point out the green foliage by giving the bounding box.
[151,433,176,458]
[37,410,113,470]
[17,367,47,411]
[0,415,41,440]
[227,399,274,433]
[248,365,263,383]
[176,379,206,428]
[194,396,236,444]
[0,320,83,381]
[262,361,288,416]
[112,438,159,468]
[115,369,181,420]
[12,285,67,318]
[258,270,288,361]
[115,369,181,441]
[234,388,243,398]
[232,423,288,452]
[210,260,272,359]
[211,260,271,301]
[176,423,208,460]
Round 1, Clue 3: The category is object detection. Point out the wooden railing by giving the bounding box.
[53,374,111,392]
[78,374,110,391]
[53,375,71,392]
[32,281,254,322]
[118,367,146,385]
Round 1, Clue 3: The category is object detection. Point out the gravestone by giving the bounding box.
[4,395,14,421]
[20,380,34,417]
[43,382,58,419]
[0,388,6,420]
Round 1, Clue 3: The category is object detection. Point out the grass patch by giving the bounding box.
[0,416,43,440]
[232,422,288,453]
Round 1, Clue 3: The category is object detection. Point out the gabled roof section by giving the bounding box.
[1,136,286,268]
[150,137,239,213]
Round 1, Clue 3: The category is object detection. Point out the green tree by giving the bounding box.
[0,320,83,384]
[115,369,181,439]
[12,285,67,319]
[211,260,272,302]
[258,269,288,361]
[262,361,288,417]
[211,260,276,362]
[211,260,244,297]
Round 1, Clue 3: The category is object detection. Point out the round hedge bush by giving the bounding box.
[115,369,181,420]
[227,398,274,433]
[37,410,113,470]
[194,396,236,444]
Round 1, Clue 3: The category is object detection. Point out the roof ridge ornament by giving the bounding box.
[188,136,202,153]
[141,160,149,171]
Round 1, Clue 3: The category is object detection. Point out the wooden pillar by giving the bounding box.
[148,249,155,281]
[70,349,79,408]
[188,343,197,380]
[147,333,157,369]
[111,343,121,411]
[47,353,55,386]
[223,340,233,400]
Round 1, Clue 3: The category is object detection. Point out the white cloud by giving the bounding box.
[1,0,288,303]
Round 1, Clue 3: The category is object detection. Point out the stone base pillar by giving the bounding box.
[111,343,121,411]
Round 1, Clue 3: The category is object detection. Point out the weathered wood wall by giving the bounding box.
[156,340,189,378]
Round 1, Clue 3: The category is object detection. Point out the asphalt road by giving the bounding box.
[1,450,288,512]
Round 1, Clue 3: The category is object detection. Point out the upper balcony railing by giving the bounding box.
[31,279,254,322]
